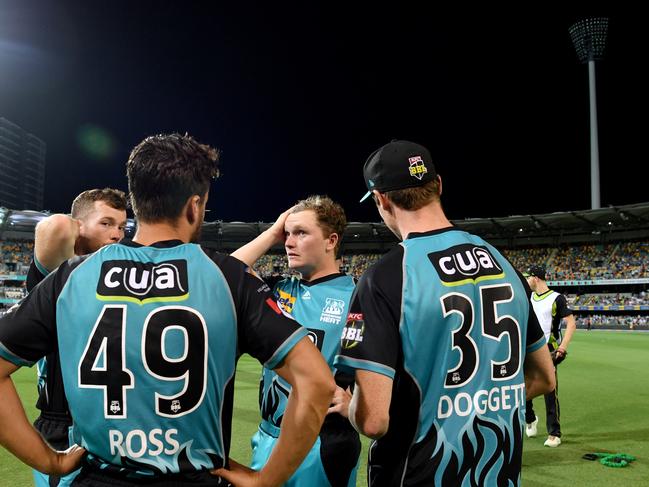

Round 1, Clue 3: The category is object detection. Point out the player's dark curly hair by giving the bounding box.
[127,133,220,223]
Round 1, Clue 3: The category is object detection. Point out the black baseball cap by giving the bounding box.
[360,140,437,203]
[523,264,546,280]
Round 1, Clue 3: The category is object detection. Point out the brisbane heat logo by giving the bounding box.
[96,260,189,304]
[428,244,504,286]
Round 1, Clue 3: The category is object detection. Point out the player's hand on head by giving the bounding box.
[268,206,297,245]
[48,443,86,475]
[327,385,353,417]
[211,458,262,487]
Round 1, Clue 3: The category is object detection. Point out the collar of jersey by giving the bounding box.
[532,289,554,301]
[301,272,347,287]
[405,225,456,240]
[121,239,186,249]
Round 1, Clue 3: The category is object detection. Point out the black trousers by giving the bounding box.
[525,366,561,437]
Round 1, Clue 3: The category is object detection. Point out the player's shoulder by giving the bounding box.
[359,246,404,289]
[199,246,247,274]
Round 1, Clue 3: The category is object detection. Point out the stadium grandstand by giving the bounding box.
[2,203,648,329]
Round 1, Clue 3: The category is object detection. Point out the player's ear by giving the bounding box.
[326,232,339,253]
[185,195,201,225]
[374,191,391,212]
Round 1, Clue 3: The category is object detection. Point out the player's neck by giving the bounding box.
[301,260,340,282]
[132,221,193,246]
[394,203,452,240]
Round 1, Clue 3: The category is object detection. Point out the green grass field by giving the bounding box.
[1,330,647,486]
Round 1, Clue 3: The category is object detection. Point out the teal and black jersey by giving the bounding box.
[26,259,71,417]
[335,228,545,487]
[0,240,307,482]
[260,272,355,431]
[255,272,360,487]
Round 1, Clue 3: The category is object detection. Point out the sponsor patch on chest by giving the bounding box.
[97,260,189,304]
[428,244,504,285]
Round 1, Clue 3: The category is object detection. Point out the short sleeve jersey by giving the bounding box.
[260,273,355,430]
[26,258,70,415]
[335,228,545,487]
[0,240,307,480]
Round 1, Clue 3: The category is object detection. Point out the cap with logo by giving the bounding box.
[523,264,546,281]
[360,140,437,203]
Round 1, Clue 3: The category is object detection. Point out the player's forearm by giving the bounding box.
[230,230,278,268]
[259,375,334,485]
[348,373,391,439]
[524,347,556,400]
[0,375,59,473]
[35,215,78,270]
[559,316,577,351]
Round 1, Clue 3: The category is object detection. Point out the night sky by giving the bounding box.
[1,3,646,223]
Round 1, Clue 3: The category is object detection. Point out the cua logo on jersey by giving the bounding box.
[408,155,428,180]
[110,400,121,414]
[96,260,189,304]
[320,297,345,324]
[341,313,364,349]
[428,244,504,286]
[170,400,181,413]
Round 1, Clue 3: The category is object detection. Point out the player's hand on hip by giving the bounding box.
[48,444,86,475]
[212,458,264,487]
[327,385,352,417]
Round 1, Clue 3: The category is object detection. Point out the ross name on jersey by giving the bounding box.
[109,428,179,458]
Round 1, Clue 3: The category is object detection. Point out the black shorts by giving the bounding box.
[72,469,231,487]
[34,412,72,450]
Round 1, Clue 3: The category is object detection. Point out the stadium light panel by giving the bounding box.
[569,17,608,63]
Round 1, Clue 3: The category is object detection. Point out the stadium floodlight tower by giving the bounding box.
[569,17,608,210]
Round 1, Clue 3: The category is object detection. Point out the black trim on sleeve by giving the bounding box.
[201,249,304,366]
[26,260,47,293]
[339,246,404,372]
[0,255,89,364]
[554,293,573,318]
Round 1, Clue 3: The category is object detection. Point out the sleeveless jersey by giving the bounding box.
[531,290,572,347]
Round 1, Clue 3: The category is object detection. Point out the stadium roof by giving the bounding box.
[2,202,649,250]
[453,202,649,240]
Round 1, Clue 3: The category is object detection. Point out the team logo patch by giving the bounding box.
[428,244,504,286]
[96,260,188,304]
[320,297,345,324]
[277,290,296,313]
[408,155,428,180]
[341,313,364,349]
